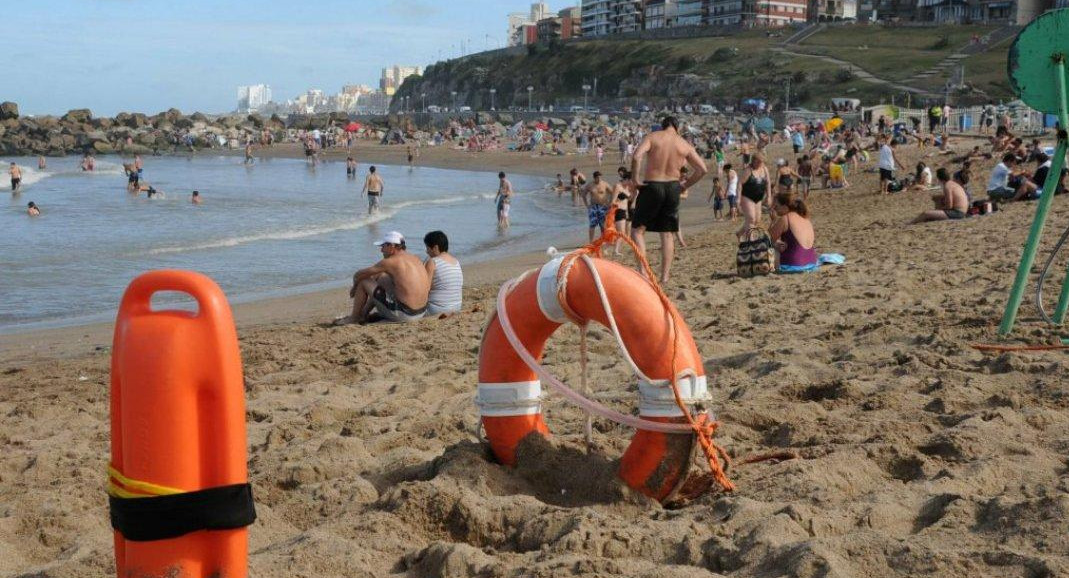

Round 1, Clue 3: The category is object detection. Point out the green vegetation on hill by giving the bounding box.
[395,25,1014,112]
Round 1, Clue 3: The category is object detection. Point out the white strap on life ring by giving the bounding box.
[536,256,569,324]
[476,381,542,416]
[496,254,711,433]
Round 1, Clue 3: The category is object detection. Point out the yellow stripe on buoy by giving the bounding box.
[108,465,184,498]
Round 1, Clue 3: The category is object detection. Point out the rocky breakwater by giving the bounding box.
[0,101,287,157]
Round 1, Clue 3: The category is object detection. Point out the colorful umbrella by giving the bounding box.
[344,122,362,132]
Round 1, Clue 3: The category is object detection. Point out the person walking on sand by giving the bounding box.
[582,171,613,242]
[736,153,772,239]
[335,231,430,325]
[361,166,384,215]
[495,171,512,230]
[9,162,22,193]
[407,146,415,168]
[630,116,708,283]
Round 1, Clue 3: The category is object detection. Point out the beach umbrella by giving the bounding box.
[824,117,843,132]
[344,122,362,132]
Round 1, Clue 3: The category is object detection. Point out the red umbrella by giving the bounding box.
[344,122,362,132]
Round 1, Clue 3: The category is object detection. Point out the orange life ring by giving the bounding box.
[110,271,251,577]
[477,255,710,502]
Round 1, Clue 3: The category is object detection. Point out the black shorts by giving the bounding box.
[613,207,629,222]
[11,178,20,189]
[632,181,681,233]
[879,168,894,181]
[793,144,802,153]
[128,173,139,184]
[944,209,966,220]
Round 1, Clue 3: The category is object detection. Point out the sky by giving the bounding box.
[2,0,537,116]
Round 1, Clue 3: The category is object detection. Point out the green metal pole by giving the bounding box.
[999,56,1069,335]
[1051,132,1069,322]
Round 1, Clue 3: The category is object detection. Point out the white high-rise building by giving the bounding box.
[237,84,272,112]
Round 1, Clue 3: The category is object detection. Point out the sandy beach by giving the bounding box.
[3,138,1069,577]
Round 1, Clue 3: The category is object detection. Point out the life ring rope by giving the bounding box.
[493,207,734,492]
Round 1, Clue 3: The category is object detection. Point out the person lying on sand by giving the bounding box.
[911,168,969,224]
[335,231,430,325]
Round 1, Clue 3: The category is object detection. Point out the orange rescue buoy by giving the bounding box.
[109,270,254,578]
[477,255,713,502]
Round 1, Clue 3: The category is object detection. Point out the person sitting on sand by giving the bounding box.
[191,190,202,204]
[987,153,1037,201]
[423,230,463,316]
[27,201,40,216]
[769,191,816,271]
[911,168,969,224]
[336,231,430,325]
[910,162,934,191]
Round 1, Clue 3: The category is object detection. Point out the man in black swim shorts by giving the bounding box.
[630,116,708,283]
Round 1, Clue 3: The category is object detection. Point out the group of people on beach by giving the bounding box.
[334,230,464,325]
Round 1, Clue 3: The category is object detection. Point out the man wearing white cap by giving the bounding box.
[335,231,430,324]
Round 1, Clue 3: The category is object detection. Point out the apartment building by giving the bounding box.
[675,0,707,24]
[537,7,583,41]
[581,0,613,35]
[809,0,859,19]
[581,0,644,35]
[645,0,680,27]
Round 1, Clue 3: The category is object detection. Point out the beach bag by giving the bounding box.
[887,179,905,193]
[737,227,775,278]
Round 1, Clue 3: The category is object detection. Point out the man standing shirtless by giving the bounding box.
[582,171,613,241]
[361,165,384,215]
[9,162,22,193]
[336,231,430,324]
[630,116,708,283]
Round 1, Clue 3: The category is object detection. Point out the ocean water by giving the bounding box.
[0,155,582,332]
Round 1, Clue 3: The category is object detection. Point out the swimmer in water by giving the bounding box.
[192,190,202,204]
[37,156,46,170]
[27,201,40,216]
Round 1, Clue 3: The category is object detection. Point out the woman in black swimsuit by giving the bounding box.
[737,152,772,238]
[776,158,799,195]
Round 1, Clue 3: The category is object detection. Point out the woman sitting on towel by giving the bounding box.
[769,191,817,272]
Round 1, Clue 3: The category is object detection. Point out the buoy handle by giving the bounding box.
[118,270,231,322]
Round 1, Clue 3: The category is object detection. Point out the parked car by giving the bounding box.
[427,105,441,113]
[699,104,719,114]
[459,106,472,112]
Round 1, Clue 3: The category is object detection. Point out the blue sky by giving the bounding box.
[3,0,534,116]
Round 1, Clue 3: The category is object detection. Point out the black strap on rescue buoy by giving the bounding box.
[109,483,256,542]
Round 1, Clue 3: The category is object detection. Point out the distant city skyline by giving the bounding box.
[4,0,562,116]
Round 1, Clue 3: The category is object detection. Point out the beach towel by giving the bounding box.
[778,253,846,274]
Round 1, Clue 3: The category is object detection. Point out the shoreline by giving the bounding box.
[0,141,722,363]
